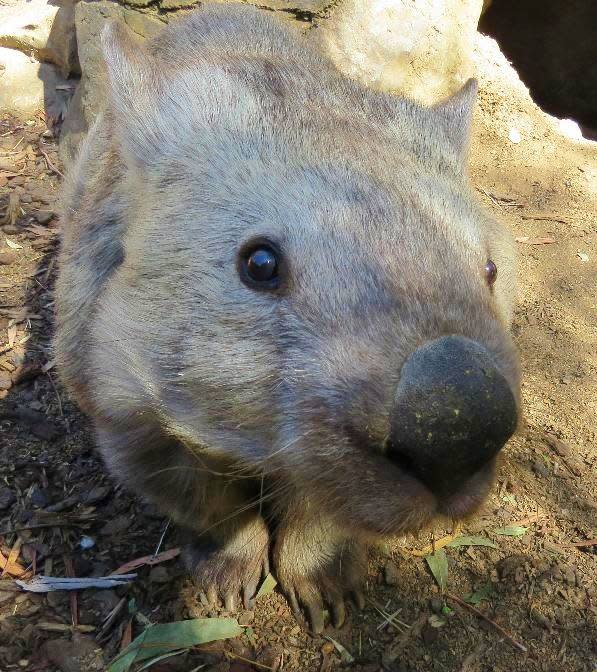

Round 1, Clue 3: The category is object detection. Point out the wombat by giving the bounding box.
[55,2,520,632]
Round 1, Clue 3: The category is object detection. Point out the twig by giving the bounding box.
[153,519,171,558]
[38,142,64,178]
[447,593,528,653]
[520,214,568,224]
[46,371,69,433]
[227,652,273,671]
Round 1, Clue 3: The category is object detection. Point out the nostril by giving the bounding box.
[384,439,416,473]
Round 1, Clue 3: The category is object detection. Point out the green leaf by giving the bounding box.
[441,605,453,616]
[425,549,448,592]
[494,526,527,537]
[256,573,277,598]
[447,536,498,549]
[464,583,494,605]
[107,618,243,672]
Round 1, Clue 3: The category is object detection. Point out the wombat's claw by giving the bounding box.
[283,574,365,634]
[184,522,270,612]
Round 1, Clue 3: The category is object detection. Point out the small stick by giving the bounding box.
[447,593,527,653]
[227,652,273,671]
[520,214,568,224]
[38,142,64,178]
[564,538,596,548]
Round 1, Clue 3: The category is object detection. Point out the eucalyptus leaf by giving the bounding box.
[494,526,528,537]
[256,573,277,598]
[425,549,448,592]
[107,618,243,672]
[465,583,494,605]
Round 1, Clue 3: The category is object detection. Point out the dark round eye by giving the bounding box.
[243,246,279,287]
[484,259,498,287]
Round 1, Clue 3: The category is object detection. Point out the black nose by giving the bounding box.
[388,336,517,498]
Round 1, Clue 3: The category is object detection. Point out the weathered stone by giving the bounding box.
[159,0,201,9]
[0,47,72,118]
[0,0,78,76]
[60,1,167,164]
[123,9,167,39]
[321,0,484,104]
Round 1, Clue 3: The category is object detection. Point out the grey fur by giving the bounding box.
[55,3,519,631]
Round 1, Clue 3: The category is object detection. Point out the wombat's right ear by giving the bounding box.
[101,20,166,164]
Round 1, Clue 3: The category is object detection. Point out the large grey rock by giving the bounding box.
[0,0,78,77]
[321,0,484,104]
[60,0,167,165]
[0,47,71,118]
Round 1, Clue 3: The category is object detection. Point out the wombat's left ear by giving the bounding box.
[432,78,478,160]
[101,20,167,164]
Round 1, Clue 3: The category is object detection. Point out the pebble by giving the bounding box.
[149,565,171,584]
[0,371,12,390]
[2,225,20,235]
[34,210,54,225]
[0,251,18,265]
[9,176,25,186]
[384,560,400,586]
[532,459,549,478]
[44,633,104,672]
[0,486,17,511]
[429,597,443,614]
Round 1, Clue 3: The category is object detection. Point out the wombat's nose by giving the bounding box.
[388,336,517,498]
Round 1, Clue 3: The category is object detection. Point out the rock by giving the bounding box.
[429,597,443,614]
[0,486,16,511]
[384,560,400,586]
[33,210,54,225]
[100,514,130,535]
[322,0,483,104]
[44,633,105,672]
[532,459,549,478]
[60,1,167,165]
[0,370,12,389]
[149,565,171,584]
[0,48,71,118]
[0,0,78,76]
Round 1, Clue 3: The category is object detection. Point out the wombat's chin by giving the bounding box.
[331,462,497,538]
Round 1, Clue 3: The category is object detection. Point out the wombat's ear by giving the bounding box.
[101,20,165,164]
[432,78,478,161]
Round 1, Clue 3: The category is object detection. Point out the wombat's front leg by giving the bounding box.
[95,420,269,609]
[273,501,367,633]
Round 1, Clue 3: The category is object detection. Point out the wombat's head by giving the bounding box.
[100,9,519,536]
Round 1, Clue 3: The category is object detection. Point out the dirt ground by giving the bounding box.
[0,41,595,672]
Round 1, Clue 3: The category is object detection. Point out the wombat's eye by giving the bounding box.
[484,259,498,287]
[239,243,280,289]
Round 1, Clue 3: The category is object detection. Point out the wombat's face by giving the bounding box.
[101,18,519,537]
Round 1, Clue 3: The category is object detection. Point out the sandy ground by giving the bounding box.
[0,33,595,672]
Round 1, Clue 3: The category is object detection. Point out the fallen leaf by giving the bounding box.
[494,526,528,537]
[576,251,589,262]
[5,238,23,250]
[323,636,354,664]
[256,573,277,598]
[110,548,181,576]
[464,583,494,605]
[425,549,448,591]
[16,574,137,592]
[107,618,243,672]
[428,614,446,628]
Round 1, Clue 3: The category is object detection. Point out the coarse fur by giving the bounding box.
[55,3,520,630]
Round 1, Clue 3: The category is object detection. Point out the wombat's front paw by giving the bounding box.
[184,515,269,611]
[274,538,367,634]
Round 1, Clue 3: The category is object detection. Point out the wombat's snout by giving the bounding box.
[387,336,518,501]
